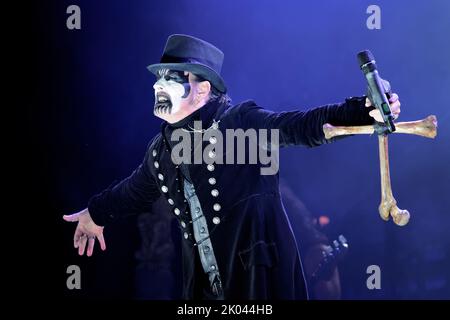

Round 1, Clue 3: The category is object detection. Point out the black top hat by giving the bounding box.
[147,34,227,93]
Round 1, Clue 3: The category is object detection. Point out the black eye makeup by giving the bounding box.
[156,69,189,84]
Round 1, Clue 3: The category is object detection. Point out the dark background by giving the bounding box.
[29,0,450,299]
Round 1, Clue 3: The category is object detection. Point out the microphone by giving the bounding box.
[357,50,396,133]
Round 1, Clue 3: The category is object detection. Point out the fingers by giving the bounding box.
[75,233,104,256]
[389,100,401,110]
[390,104,401,120]
[73,228,83,248]
[97,232,107,251]
[366,93,399,106]
[389,100,401,111]
[78,235,88,256]
[63,213,80,222]
[369,108,400,122]
[87,236,96,257]
[389,96,401,120]
[369,109,384,123]
[367,93,401,121]
[68,209,106,256]
[63,208,89,222]
[389,93,399,103]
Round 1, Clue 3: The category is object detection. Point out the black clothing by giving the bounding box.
[88,96,373,299]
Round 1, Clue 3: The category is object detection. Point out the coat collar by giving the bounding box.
[160,98,231,134]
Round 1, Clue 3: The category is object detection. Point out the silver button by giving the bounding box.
[183,232,188,239]
[195,207,200,213]
[208,150,216,158]
[209,136,217,144]
[181,221,186,228]
[174,208,180,215]
[204,246,210,253]
[154,161,159,168]
[211,189,219,197]
[168,198,174,205]
[161,185,168,193]
[212,216,221,224]
[208,177,216,185]
[207,164,215,171]
[210,265,216,271]
[200,227,206,233]
[213,203,221,211]
[152,150,157,157]
[158,173,164,181]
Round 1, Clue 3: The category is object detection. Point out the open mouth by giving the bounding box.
[154,92,173,114]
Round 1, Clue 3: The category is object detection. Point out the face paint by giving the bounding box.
[153,69,191,116]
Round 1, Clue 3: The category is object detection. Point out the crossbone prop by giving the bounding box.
[323,115,438,226]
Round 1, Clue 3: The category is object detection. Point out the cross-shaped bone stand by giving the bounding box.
[322,115,438,226]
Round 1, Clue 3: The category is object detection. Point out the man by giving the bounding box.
[63,34,401,299]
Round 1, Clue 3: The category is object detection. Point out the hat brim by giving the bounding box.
[147,63,227,93]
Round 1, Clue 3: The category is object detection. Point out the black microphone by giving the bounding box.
[357,50,396,133]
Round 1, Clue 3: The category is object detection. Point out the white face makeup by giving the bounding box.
[153,69,191,118]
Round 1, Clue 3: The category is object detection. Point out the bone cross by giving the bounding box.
[322,115,438,226]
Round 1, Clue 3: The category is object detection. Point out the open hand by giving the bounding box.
[63,209,106,256]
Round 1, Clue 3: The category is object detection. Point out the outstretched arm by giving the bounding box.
[87,149,160,226]
[241,95,400,147]
[63,144,161,256]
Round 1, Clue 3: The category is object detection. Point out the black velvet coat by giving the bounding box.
[88,97,374,299]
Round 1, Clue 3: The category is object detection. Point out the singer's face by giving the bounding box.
[152,69,195,122]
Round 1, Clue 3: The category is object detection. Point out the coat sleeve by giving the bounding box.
[87,144,160,226]
[240,96,375,148]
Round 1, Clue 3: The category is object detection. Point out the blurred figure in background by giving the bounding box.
[280,180,342,299]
